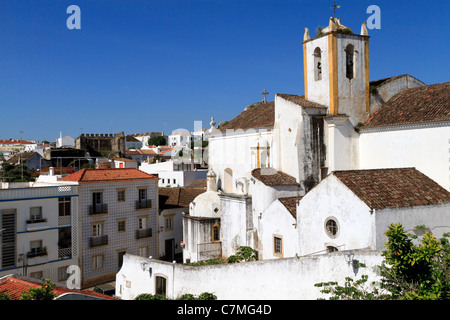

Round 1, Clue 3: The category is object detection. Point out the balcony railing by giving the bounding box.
[89,204,108,215]
[136,199,152,209]
[136,228,152,239]
[27,247,48,259]
[58,247,72,259]
[26,218,48,224]
[89,235,108,247]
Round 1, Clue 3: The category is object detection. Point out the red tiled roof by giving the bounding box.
[363,82,450,129]
[0,275,116,300]
[219,101,275,131]
[60,168,158,183]
[277,94,328,109]
[0,139,35,144]
[333,168,450,210]
[251,168,299,186]
[159,187,205,209]
[278,196,302,219]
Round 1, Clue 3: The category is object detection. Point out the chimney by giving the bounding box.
[49,167,55,176]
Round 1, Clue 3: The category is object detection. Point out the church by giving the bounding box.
[182,16,450,262]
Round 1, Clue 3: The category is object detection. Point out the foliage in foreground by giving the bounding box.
[315,223,450,300]
[135,292,217,300]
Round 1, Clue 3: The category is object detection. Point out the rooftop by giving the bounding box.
[0,275,116,300]
[60,168,158,184]
[363,82,450,129]
[279,196,302,219]
[159,186,206,209]
[333,168,450,210]
[251,168,299,187]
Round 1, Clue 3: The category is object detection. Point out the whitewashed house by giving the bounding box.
[0,179,79,286]
[297,168,450,256]
[60,168,159,288]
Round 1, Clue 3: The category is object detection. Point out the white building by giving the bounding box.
[139,159,207,188]
[60,168,159,288]
[56,132,75,148]
[0,179,79,286]
[116,16,450,299]
[168,130,192,147]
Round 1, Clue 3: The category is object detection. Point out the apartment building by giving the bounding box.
[60,168,159,288]
[0,180,79,286]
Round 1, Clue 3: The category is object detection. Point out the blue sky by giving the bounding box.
[1,0,449,142]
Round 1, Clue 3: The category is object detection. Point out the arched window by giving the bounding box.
[212,224,220,242]
[345,44,355,80]
[314,47,322,81]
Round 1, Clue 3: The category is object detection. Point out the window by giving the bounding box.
[30,271,43,280]
[93,192,103,205]
[138,246,149,257]
[314,47,322,81]
[138,217,148,230]
[274,236,282,256]
[345,44,355,80]
[327,246,338,253]
[212,224,220,242]
[164,215,174,232]
[117,189,125,202]
[93,223,104,237]
[173,179,176,184]
[325,217,339,238]
[139,188,147,201]
[117,220,126,233]
[59,197,71,216]
[58,266,69,281]
[30,240,43,254]
[155,276,167,297]
[29,207,43,222]
[92,255,104,269]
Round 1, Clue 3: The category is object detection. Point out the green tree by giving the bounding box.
[19,278,58,300]
[227,246,258,263]
[1,162,35,182]
[315,223,450,300]
[148,136,167,146]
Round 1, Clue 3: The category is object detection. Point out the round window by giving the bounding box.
[325,218,339,238]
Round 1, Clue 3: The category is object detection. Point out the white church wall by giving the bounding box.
[219,195,252,258]
[374,204,450,250]
[297,174,375,256]
[208,128,273,195]
[116,250,383,300]
[258,199,298,260]
[359,123,450,190]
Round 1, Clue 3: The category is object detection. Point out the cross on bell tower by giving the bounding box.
[331,1,341,18]
[261,89,269,103]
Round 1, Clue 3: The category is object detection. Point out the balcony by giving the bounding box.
[26,218,50,232]
[136,199,152,209]
[27,247,48,259]
[136,228,152,239]
[89,204,108,215]
[90,235,108,247]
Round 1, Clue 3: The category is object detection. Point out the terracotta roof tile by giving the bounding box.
[159,187,205,209]
[363,82,450,129]
[60,168,158,183]
[277,94,328,109]
[219,101,275,131]
[251,168,299,186]
[0,275,116,300]
[278,196,302,219]
[333,168,450,210]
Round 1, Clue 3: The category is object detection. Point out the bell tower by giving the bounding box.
[302,17,370,125]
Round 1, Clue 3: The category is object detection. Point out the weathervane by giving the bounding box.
[331,1,341,18]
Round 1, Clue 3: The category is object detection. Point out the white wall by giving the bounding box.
[359,123,450,190]
[297,174,375,256]
[258,199,298,260]
[116,250,383,300]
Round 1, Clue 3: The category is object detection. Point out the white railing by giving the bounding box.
[0,183,77,201]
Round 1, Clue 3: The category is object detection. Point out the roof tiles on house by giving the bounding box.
[278,196,302,219]
[333,168,450,210]
[277,94,328,109]
[363,82,450,129]
[159,187,205,209]
[0,275,116,300]
[60,168,158,183]
[251,168,299,187]
[219,101,275,131]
